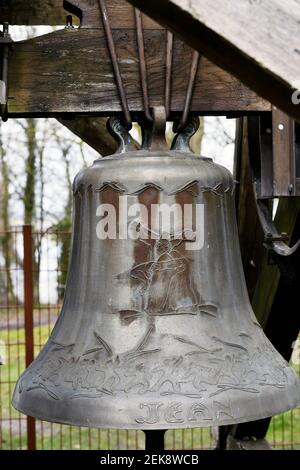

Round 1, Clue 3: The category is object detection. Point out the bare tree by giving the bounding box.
[0,121,16,303]
[51,130,79,300]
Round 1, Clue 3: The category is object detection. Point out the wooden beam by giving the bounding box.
[126,0,300,121]
[272,109,296,196]
[235,118,264,300]
[58,117,117,155]
[7,28,270,116]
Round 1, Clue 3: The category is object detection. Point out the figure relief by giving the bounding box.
[117,231,218,317]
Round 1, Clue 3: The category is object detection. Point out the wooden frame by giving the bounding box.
[1,0,270,117]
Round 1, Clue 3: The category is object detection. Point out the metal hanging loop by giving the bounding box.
[171,116,200,152]
[107,117,140,154]
[149,105,168,151]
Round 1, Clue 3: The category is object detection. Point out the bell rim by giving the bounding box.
[12,398,300,431]
[12,375,300,430]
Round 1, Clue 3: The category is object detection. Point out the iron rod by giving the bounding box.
[0,22,10,120]
[165,31,173,119]
[134,8,152,123]
[98,0,131,128]
[176,50,200,132]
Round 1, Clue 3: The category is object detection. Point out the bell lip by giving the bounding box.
[94,150,213,164]
[12,389,300,431]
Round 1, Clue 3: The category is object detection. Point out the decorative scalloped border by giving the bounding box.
[74,180,234,197]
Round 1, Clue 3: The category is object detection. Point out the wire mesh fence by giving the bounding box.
[0,227,299,450]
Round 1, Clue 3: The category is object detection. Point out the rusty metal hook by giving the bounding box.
[256,199,300,256]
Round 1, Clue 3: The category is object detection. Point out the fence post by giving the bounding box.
[23,225,36,450]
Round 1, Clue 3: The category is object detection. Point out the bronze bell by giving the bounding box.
[13,113,300,430]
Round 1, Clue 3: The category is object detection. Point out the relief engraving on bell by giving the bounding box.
[93,178,222,321]
[20,326,289,409]
[115,234,218,318]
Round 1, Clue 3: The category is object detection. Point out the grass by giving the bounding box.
[0,324,299,450]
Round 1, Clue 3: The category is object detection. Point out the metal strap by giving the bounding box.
[0,22,13,121]
[175,50,200,132]
[165,31,173,120]
[98,0,132,129]
[134,8,152,123]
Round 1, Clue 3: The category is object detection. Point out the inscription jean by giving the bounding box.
[135,400,234,424]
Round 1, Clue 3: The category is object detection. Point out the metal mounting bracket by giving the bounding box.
[248,114,300,257]
[0,22,13,121]
[256,199,300,256]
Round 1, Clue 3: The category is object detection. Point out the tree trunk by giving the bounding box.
[23,118,40,303]
[0,122,16,303]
